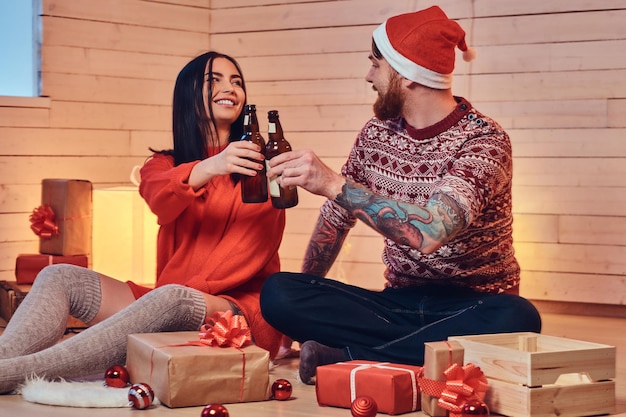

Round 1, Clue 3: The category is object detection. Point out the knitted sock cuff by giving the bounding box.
[68,267,102,324]
[182,287,208,330]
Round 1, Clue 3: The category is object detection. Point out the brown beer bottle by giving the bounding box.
[240,104,268,203]
[266,110,298,209]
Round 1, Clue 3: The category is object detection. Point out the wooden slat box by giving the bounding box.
[449,332,615,417]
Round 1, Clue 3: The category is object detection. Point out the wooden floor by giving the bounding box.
[0,312,624,417]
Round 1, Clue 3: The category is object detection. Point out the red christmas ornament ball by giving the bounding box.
[104,365,130,388]
[201,403,230,417]
[271,378,293,400]
[461,399,490,417]
[128,382,155,410]
[351,395,378,417]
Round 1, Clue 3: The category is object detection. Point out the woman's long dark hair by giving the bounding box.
[151,51,247,166]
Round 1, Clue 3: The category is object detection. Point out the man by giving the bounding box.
[261,5,541,384]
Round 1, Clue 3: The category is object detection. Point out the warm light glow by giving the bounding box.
[92,187,158,287]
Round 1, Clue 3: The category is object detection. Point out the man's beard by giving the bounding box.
[372,74,404,120]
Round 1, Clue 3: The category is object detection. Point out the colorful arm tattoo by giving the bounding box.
[302,214,349,276]
[334,180,465,253]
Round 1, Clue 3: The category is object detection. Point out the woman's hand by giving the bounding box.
[188,141,265,189]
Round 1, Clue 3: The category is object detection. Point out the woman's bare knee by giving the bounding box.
[89,274,136,325]
[201,293,234,316]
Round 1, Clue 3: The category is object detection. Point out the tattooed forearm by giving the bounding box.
[334,180,465,253]
[302,215,349,277]
[426,193,465,237]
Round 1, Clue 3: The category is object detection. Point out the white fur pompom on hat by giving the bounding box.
[463,46,477,62]
[373,5,476,89]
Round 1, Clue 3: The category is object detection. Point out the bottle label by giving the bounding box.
[268,122,276,134]
[244,114,249,125]
[267,161,280,197]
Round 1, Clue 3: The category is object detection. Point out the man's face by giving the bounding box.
[366,53,404,120]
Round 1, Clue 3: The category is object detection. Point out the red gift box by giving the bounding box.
[15,253,89,285]
[32,179,92,256]
[316,360,422,415]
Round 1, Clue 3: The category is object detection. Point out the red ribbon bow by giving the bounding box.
[195,310,252,348]
[437,363,488,417]
[29,205,59,239]
[418,362,488,417]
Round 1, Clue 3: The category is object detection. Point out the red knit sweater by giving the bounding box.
[128,152,285,358]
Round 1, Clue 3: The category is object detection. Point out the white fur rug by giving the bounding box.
[17,377,160,408]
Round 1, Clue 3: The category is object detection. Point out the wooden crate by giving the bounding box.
[449,332,615,417]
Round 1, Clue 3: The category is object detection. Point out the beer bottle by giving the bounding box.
[266,110,298,209]
[240,104,268,203]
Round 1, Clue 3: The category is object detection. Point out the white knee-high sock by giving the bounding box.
[0,264,101,359]
[0,284,207,394]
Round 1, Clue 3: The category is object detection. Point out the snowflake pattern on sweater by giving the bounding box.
[320,97,520,293]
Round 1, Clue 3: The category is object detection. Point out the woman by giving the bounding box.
[0,52,285,394]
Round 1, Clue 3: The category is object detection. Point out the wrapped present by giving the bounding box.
[419,340,465,417]
[316,360,422,415]
[92,186,158,286]
[15,253,89,285]
[126,312,271,408]
[0,280,86,328]
[418,361,488,417]
[31,179,92,256]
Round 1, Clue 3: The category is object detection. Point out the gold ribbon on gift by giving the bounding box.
[29,205,59,239]
[418,362,488,417]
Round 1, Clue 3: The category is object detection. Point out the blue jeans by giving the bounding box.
[260,272,542,365]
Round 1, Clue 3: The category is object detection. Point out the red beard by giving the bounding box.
[372,75,404,120]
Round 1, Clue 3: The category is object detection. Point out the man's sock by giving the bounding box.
[299,340,347,385]
[0,284,206,394]
[0,264,101,359]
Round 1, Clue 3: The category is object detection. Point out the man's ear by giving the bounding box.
[402,77,417,89]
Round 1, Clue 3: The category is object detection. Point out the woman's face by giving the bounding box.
[203,57,246,131]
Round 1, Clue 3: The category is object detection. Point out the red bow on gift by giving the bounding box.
[438,363,488,417]
[418,363,488,417]
[29,205,59,239]
[196,310,252,348]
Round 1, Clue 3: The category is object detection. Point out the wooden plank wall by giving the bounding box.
[0,0,624,311]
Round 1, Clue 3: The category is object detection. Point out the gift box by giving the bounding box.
[0,280,86,328]
[92,186,158,286]
[420,340,464,417]
[450,332,616,417]
[34,179,92,256]
[126,331,271,408]
[315,360,422,415]
[15,253,89,285]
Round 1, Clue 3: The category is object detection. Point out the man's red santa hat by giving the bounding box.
[373,6,476,89]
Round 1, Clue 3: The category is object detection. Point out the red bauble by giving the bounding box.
[201,403,230,417]
[104,365,130,388]
[271,378,293,401]
[351,395,378,417]
[461,399,490,417]
[128,382,155,410]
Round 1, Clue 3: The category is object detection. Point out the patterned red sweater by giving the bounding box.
[320,97,519,293]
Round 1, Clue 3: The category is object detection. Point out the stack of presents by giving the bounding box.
[0,179,618,416]
[1,179,92,328]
